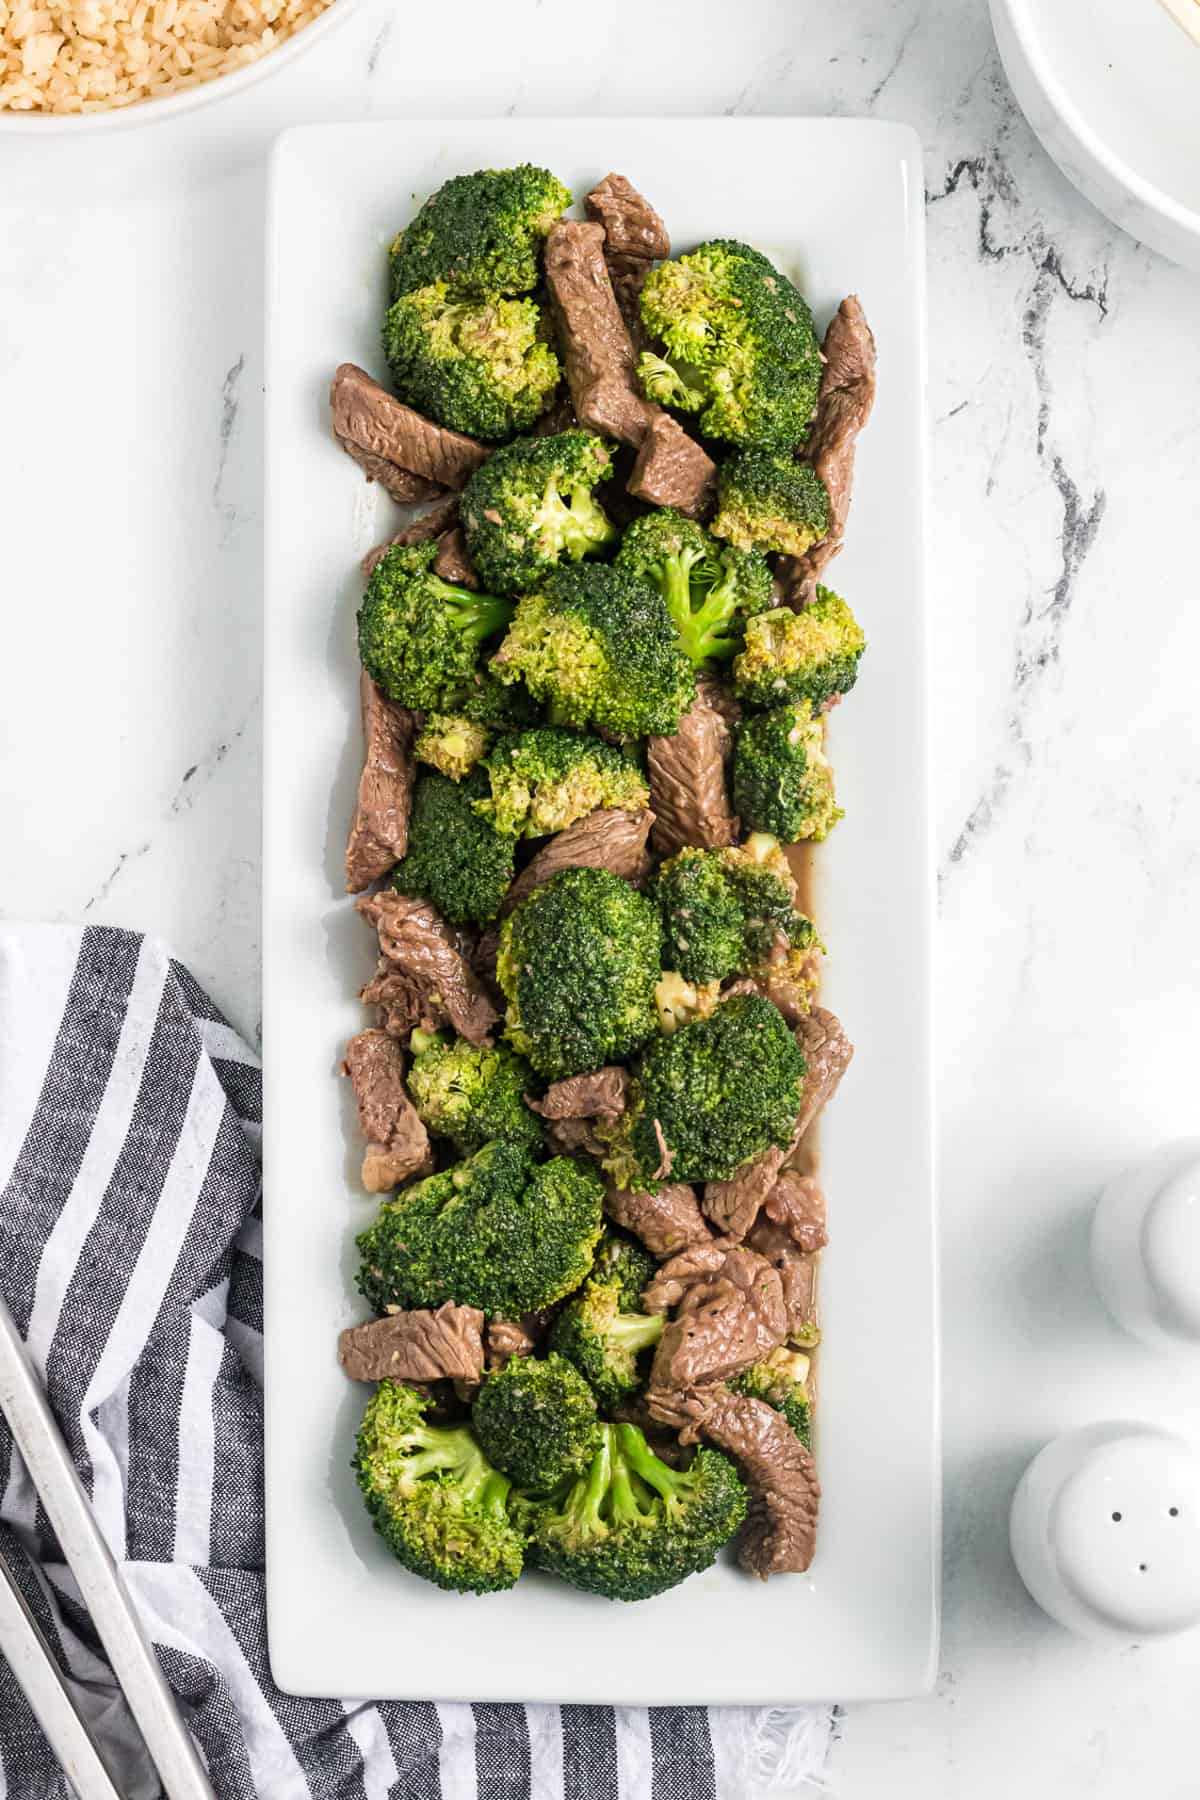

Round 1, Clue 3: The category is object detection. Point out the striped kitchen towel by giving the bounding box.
[0,925,837,1799]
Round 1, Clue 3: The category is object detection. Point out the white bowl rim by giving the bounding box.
[999,0,1200,239]
[0,0,367,133]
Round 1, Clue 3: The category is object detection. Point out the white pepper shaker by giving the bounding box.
[1090,1139,1200,1355]
[1010,1423,1200,1642]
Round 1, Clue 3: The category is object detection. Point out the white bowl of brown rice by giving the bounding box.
[0,0,365,127]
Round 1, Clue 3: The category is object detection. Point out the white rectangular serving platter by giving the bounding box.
[263,117,936,1705]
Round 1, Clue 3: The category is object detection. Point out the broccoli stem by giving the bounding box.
[608,1311,665,1355]
[660,550,742,668]
[427,579,514,646]
[614,1423,687,1510]
[561,488,614,559]
[658,550,703,640]
[606,1432,654,1527]
[407,1427,514,1515]
[571,1425,614,1534]
[477,1466,516,1519]
[639,353,705,411]
[684,583,740,664]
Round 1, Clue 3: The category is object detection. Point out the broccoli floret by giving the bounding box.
[413,714,492,781]
[650,849,741,984]
[497,867,663,1081]
[357,1140,604,1316]
[521,1422,747,1602]
[474,727,648,838]
[461,433,616,597]
[732,704,841,843]
[650,844,819,986]
[358,541,513,712]
[389,164,571,299]
[472,1352,600,1493]
[549,1265,663,1410]
[406,1032,544,1154]
[591,1228,658,1306]
[711,449,831,558]
[729,1347,812,1448]
[623,993,805,1186]
[733,592,866,710]
[353,1382,525,1593]
[384,283,561,443]
[460,672,541,728]
[638,241,822,449]
[390,768,515,926]
[493,565,696,740]
[614,509,772,669]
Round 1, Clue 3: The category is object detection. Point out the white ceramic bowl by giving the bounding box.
[0,0,367,136]
[990,0,1200,271]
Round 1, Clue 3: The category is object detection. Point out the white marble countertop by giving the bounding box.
[2,0,1199,1792]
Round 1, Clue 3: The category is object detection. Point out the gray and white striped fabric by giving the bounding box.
[0,925,836,1800]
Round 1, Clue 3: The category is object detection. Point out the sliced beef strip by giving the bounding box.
[627,413,717,521]
[338,1302,485,1384]
[584,174,670,341]
[703,1145,785,1242]
[745,1212,819,1342]
[527,1068,628,1122]
[604,1182,711,1260]
[345,673,418,894]
[537,1117,602,1159]
[609,264,654,343]
[584,173,670,262]
[357,891,498,1046]
[527,1068,628,1161]
[331,363,489,491]
[543,220,656,446]
[499,807,654,917]
[335,434,442,506]
[342,1028,433,1193]
[646,678,737,858]
[648,1385,820,1575]
[793,1006,854,1142]
[762,1172,827,1255]
[361,495,461,579]
[643,1240,787,1390]
[775,296,877,609]
[485,1316,537,1370]
[360,960,430,1041]
[431,525,478,589]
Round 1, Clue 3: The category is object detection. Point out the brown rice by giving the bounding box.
[0,0,335,115]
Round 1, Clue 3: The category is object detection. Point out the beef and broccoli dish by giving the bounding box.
[331,163,876,1601]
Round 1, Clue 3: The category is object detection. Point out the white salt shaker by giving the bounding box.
[1010,1423,1200,1642]
[1090,1139,1200,1355]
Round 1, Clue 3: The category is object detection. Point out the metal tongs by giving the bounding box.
[0,1295,215,1800]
